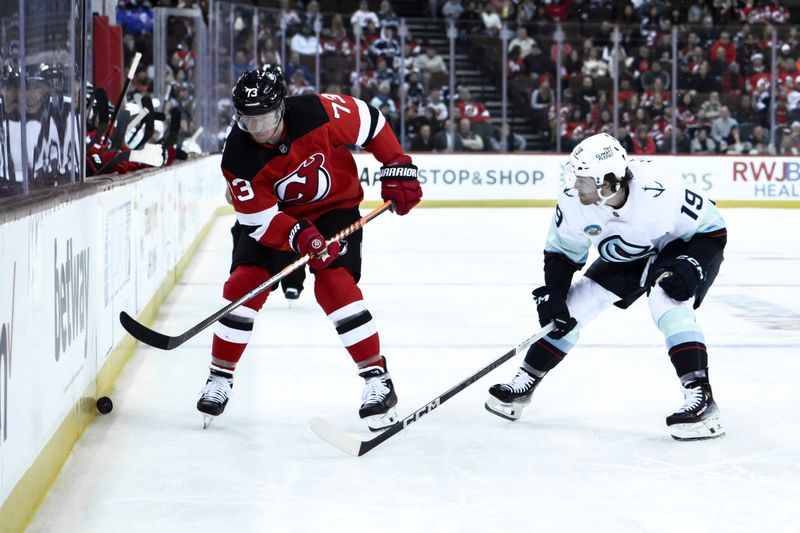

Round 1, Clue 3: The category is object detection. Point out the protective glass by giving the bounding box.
[563,161,578,189]
[235,102,284,134]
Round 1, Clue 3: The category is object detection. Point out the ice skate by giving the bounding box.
[197,369,234,429]
[284,287,300,299]
[283,287,300,308]
[359,359,398,431]
[666,381,725,441]
[485,368,541,421]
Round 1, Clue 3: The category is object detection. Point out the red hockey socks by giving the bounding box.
[210,265,271,373]
[314,267,383,369]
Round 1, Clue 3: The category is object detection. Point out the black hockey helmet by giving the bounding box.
[1,62,20,82]
[231,64,287,116]
[25,62,52,83]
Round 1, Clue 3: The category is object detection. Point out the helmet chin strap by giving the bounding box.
[595,182,624,207]
[250,102,285,143]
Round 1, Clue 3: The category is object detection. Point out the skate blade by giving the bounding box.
[202,414,216,430]
[669,416,725,441]
[484,395,529,421]
[364,407,398,432]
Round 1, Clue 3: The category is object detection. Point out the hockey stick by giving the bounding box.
[99,52,141,145]
[119,200,396,350]
[310,322,556,456]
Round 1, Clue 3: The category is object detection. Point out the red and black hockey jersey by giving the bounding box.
[221,93,407,251]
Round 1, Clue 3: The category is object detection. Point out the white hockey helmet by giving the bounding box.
[567,133,628,188]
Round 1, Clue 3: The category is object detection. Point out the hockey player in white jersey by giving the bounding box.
[486,133,727,441]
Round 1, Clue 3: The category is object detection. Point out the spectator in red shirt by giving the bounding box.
[745,52,769,91]
[617,78,635,105]
[641,77,670,108]
[677,91,699,129]
[562,108,590,151]
[631,45,653,86]
[632,124,657,154]
[456,87,491,123]
[710,32,737,65]
[288,69,315,95]
[545,0,568,22]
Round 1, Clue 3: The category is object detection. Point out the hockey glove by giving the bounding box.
[379,161,422,216]
[289,219,340,270]
[532,286,578,340]
[655,255,704,301]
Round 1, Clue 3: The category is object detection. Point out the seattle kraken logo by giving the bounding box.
[598,236,656,263]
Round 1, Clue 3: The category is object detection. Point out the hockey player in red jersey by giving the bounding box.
[197,65,422,430]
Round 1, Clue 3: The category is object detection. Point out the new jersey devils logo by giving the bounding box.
[275,153,332,205]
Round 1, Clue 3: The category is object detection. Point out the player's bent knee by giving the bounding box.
[566,277,617,326]
[648,283,691,324]
[224,264,272,312]
[313,267,363,314]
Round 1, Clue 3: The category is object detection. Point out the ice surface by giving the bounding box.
[28,207,800,533]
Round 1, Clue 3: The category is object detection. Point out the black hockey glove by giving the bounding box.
[655,255,704,301]
[532,286,578,340]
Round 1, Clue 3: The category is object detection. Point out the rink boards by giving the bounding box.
[0,156,225,530]
[354,153,800,206]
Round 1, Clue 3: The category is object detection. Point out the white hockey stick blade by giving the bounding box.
[309,323,556,457]
[310,417,362,456]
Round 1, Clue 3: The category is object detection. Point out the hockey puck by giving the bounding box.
[96,396,114,414]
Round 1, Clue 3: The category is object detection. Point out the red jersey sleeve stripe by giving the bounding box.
[353,97,386,147]
[353,97,373,146]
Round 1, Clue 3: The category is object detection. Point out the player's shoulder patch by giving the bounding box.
[283,94,330,140]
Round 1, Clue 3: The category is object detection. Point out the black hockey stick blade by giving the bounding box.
[119,311,181,350]
[117,253,310,350]
[119,201,396,350]
[310,322,555,456]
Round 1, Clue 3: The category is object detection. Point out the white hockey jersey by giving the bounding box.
[546,159,726,266]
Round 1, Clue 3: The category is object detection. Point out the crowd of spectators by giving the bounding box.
[215,0,535,152]
[4,0,796,201]
[117,0,206,153]
[448,0,799,154]
[117,0,799,155]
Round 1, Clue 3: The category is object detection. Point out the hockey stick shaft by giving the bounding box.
[100,52,141,145]
[311,322,556,456]
[119,200,396,350]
